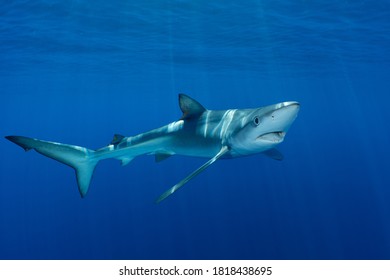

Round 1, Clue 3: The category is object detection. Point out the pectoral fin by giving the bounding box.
[155,153,173,163]
[262,148,284,161]
[155,146,230,203]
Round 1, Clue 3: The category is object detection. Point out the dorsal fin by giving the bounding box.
[179,94,206,120]
[110,134,125,145]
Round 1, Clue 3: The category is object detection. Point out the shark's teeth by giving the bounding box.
[257,131,286,142]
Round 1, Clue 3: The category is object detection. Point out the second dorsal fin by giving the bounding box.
[179,94,206,120]
[110,134,125,145]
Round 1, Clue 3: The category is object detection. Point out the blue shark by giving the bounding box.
[5,94,299,203]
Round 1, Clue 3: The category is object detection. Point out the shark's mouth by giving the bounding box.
[257,131,286,143]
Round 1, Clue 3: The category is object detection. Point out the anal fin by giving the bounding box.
[119,157,134,166]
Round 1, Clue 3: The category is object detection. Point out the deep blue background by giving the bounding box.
[1,1,390,259]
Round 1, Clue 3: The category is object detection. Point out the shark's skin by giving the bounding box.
[5,94,300,202]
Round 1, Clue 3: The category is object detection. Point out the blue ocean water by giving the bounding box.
[1,0,390,260]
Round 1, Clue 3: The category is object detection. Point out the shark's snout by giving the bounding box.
[282,101,300,107]
[277,101,300,116]
[254,101,299,144]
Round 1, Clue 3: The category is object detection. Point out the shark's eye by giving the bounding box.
[253,116,260,126]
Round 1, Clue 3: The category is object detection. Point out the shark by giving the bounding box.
[5,94,299,203]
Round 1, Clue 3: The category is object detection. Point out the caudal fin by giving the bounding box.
[5,136,98,197]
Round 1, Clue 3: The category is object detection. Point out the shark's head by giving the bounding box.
[228,101,300,156]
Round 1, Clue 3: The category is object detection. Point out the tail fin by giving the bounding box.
[5,136,98,197]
